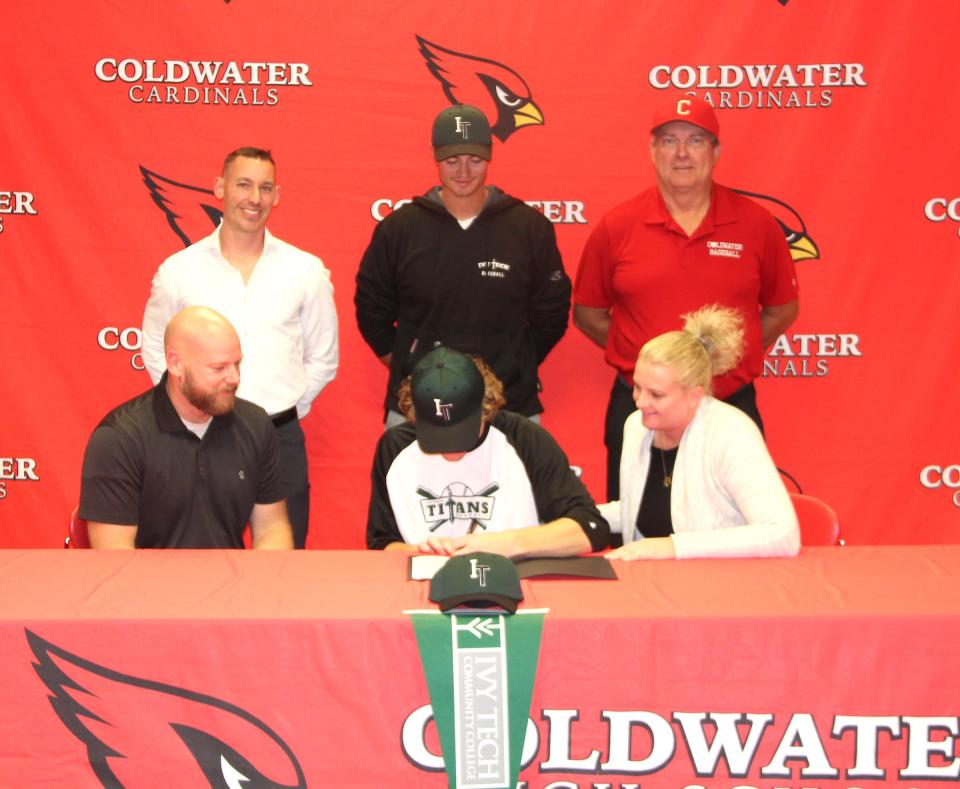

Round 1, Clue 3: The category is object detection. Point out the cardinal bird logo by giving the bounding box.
[416,36,544,142]
[27,629,306,788]
[141,165,223,248]
[732,188,820,262]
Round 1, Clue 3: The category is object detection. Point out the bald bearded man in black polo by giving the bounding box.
[80,306,293,549]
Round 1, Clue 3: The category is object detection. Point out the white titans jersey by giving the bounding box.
[366,411,608,551]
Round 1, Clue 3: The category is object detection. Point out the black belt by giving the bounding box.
[271,407,298,428]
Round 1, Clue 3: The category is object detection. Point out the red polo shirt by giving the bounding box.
[574,184,798,398]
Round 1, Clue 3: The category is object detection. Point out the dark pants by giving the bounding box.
[604,376,764,501]
[276,418,310,549]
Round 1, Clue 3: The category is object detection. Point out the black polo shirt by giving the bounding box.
[79,374,284,548]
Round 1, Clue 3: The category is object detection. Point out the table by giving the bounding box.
[1,547,958,788]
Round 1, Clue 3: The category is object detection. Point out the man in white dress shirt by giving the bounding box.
[142,147,338,548]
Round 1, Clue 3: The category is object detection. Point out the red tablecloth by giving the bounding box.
[2,546,958,787]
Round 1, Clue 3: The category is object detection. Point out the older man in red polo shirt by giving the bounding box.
[573,95,799,500]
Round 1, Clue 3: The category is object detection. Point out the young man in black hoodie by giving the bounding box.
[355,104,571,426]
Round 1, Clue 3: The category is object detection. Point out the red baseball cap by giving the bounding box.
[650,95,719,139]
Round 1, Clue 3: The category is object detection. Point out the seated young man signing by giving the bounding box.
[366,346,609,558]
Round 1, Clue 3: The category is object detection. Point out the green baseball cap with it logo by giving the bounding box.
[429,552,523,614]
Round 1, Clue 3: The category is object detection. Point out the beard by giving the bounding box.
[181,368,237,417]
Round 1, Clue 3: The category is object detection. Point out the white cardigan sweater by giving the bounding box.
[599,397,800,559]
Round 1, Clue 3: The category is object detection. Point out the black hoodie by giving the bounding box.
[356,186,571,416]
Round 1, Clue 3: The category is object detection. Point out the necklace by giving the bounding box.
[659,447,673,488]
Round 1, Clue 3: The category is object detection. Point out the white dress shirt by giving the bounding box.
[142,226,338,417]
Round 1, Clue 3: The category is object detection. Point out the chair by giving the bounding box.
[65,506,91,549]
[789,493,841,546]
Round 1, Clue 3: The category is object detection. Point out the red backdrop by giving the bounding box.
[2,0,959,547]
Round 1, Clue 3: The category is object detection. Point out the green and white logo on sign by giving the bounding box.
[453,615,508,787]
[407,609,546,789]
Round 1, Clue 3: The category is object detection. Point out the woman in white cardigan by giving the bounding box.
[604,305,800,560]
